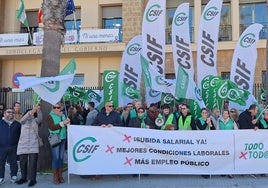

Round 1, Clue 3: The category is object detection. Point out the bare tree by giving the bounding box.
[38,0,66,170]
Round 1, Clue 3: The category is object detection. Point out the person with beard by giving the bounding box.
[238,104,259,130]
[0,108,21,184]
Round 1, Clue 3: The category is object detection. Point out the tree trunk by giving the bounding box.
[38,0,66,170]
[265,1,268,105]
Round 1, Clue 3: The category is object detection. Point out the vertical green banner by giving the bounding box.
[103,70,119,107]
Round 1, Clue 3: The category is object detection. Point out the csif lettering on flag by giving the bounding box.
[142,0,166,105]
[175,66,205,109]
[197,0,223,87]
[18,58,76,105]
[118,35,142,107]
[103,70,119,107]
[229,23,263,112]
[16,0,29,27]
[172,3,194,78]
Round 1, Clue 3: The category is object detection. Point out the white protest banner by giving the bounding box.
[0,33,28,46]
[79,29,119,43]
[68,125,268,175]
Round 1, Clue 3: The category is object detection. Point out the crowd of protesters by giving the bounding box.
[0,99,267,186]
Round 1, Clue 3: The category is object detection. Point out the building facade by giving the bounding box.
[0,0,267,89]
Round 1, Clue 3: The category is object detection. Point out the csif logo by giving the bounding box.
[203,6,219,21]
[146,4,163,22]
[149,89,161,97]
[72,137,99,162]
[127,43,142,56]
[155,75,166,85]
[105,72,117,83]
[174,12,188,26]
[240,33,256,48]
[41,81,60,92]
[125,86,135,98]
[194,87,203,101]
[163,95,173,104]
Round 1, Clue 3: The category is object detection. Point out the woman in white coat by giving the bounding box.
[16,104,42,187]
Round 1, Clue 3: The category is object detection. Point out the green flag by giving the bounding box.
[216,79,250,106]
[16,0,29,27]
[85,89,102,103]
[121,82,141,100]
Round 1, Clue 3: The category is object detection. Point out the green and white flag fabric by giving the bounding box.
[172,3,194,78]
[197,0,222,86]
[175,66,205,109]
[161,93,174,107]
[201,75,222,110]
[18,58,76,105]
[16,0,29,27]
[258,87,266,103]
[85,89,102,103]
[119,35,142,106]
[216,79,250,106]
[229,23,263,112]
[64,86,85,103]
[103,70,119,107]
[142,0,166,105]
[141,55,175,96]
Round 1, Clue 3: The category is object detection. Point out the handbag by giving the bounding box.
[33,126,44,147]
[48,129,61,147]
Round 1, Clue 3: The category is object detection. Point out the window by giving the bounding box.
[71,74,84,86]
[65,9,81,32]
[166,6,194,44]
[102,6,122,42]
[219,4,232,41]
[221,72,230,80]
[239,2,267,39]
[202,2,232,41]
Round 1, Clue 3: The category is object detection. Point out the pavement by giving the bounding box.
[1,166,268,188]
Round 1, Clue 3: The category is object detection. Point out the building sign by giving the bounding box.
[80,29,119,43]
[0,33,28,46]
[33,30,78,45]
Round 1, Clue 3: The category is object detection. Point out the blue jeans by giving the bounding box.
[50,139,66,169]
[0,146,18,178]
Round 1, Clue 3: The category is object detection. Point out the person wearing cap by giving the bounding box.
[0,108,21,185]
[156,104,177,130]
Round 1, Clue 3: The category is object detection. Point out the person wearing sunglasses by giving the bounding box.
[46,103,70,184]
[0,108,21,185]
[92,101,123,127]
[128,107,153,129]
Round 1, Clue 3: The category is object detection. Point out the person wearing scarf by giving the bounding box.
[128,107,153,129]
